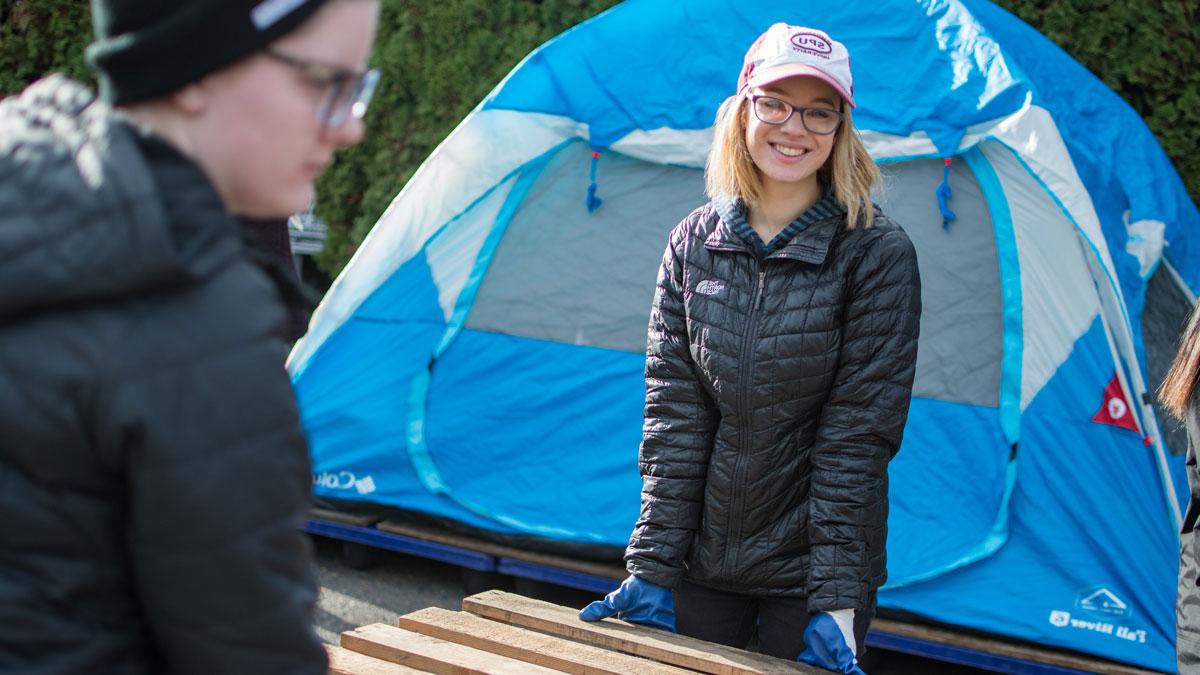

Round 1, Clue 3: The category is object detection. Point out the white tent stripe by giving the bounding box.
[289,110,590,374]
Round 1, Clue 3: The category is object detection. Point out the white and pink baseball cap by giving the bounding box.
[736,23,855,108]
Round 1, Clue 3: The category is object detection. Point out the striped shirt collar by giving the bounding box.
[714,192,844,259]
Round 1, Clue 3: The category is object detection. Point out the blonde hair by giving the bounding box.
[1159,301,1200,418]
[705,93,879,228]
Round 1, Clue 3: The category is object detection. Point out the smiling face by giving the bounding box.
[743,75,840,196]
[185,0,380,218]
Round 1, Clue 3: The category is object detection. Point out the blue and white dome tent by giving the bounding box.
[289,1,1199,670]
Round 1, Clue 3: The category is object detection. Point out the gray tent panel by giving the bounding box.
[878,158,1002,407]
[470,147,1003,410]
[466,143,705,353]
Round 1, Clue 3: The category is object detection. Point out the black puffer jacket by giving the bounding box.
[625,198,921,613]
[0,77,325,674]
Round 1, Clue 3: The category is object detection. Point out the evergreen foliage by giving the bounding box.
[0,1,93,91]
[1,0,1196,281]
[312,0,621,278]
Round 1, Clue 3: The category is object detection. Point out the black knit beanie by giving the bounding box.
[87,0,328,105]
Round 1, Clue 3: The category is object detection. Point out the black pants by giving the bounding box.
[673,579,874,660]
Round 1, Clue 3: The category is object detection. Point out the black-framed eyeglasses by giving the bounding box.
[263,48,381,130]
[750,95,843,135]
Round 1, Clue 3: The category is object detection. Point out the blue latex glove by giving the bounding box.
[578,575,675,632]
[798,610,866,674]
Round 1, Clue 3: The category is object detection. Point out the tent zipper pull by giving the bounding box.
[937,156,957,231]
[586,150,603,212]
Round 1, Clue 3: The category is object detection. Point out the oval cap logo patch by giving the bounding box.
[791,32,833,55]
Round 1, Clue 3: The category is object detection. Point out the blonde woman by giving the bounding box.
[1158,304,1200,671]
[581,24,921,673]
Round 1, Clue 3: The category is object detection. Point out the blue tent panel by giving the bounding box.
[886,399,1009,588]
[423,329,645,544]
[881,319,1177,671]
[296,253,447,502]
[485,0,1029,153]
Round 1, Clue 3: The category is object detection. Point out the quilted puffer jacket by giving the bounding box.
[0,77,325,675]
[625,198,921,613]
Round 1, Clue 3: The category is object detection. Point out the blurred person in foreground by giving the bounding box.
[0,0,379,672]
[1160,302,1200,672]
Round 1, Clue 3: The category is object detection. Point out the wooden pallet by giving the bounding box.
[312,514,1163,674]
[329,590,822,674]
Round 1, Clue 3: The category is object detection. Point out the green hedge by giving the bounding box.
[3,0,1197,282]
[0,1,92,92]
[312,0,621,278]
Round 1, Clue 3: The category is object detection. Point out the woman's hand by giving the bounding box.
[798,609,866,674]
[578,575,676,632]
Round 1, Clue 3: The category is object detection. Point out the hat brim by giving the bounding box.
[745,64,855,108]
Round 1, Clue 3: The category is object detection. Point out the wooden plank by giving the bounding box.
[312,507,382,528]
[340,623,562,675]
[871,618,1161,675]
[377,520,625,580]
[399,606,694,675]
[326,644,430,675]
[461,591,818,675]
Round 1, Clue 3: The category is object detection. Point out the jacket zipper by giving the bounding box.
[724,267,766,578]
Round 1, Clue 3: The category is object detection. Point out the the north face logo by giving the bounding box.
[696,280,725,295]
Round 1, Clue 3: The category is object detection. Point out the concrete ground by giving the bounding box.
[311,535,987,674]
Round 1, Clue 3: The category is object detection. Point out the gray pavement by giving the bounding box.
[312,536,460,645]
[310,534,986,674]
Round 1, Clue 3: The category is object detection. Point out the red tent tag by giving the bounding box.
[1091,374,1139,432]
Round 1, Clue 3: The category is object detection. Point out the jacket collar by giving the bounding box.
[704,198,758,255]
[704,196,846,265]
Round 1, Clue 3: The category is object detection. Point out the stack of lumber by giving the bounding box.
[327,589,821,674]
